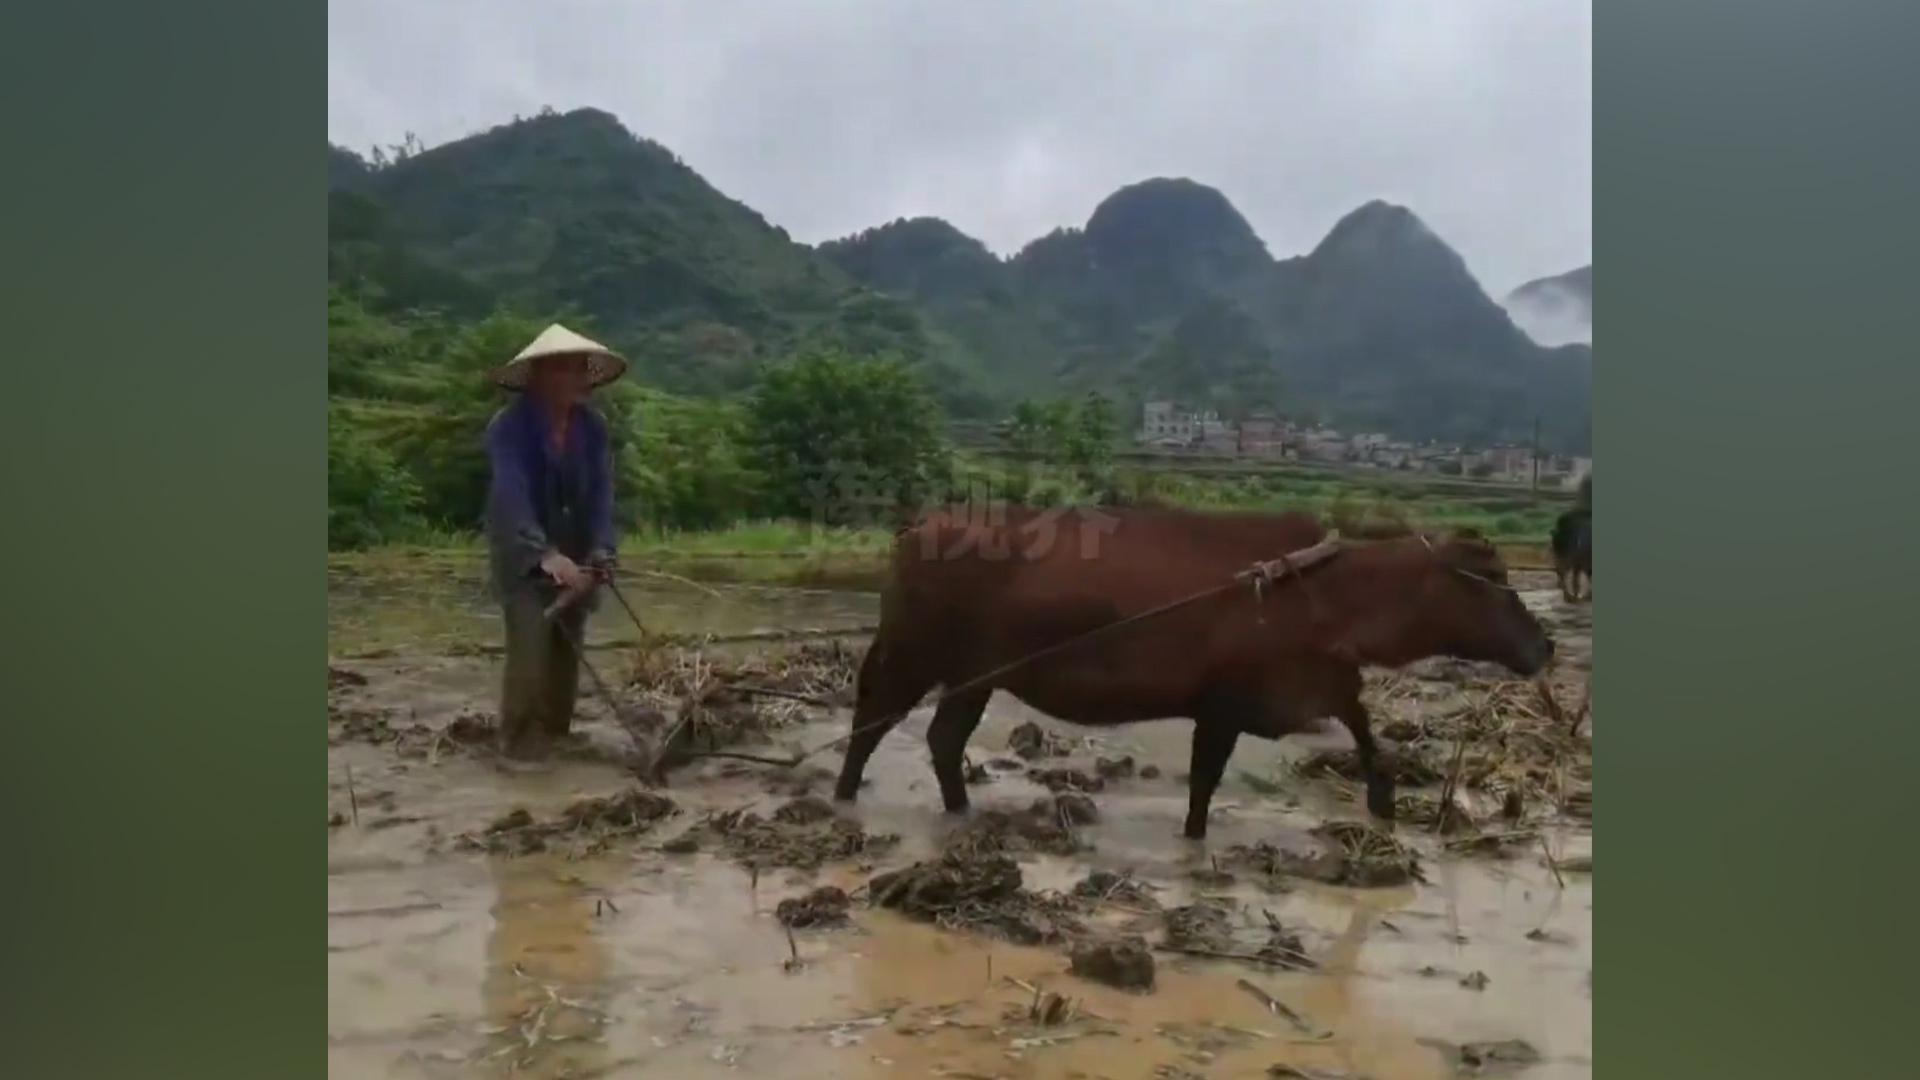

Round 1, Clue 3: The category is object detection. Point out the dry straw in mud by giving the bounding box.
[867,809,1103,946]
[1160,899,1316,972]
[1296,666,1593,847]
[681,796,902,871]
[461,790,682,856]
[1224,822,1423,889]
[868,849,1089,947]
[774,884,855,929]
[617,637,862,774]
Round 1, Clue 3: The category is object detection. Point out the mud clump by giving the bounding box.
[771,794,839,826]
[1028,766,1105,794]
[1418,1037,1543,1076]
[1044,792,1100,827]
[1221,841,1326,891]
[1312,821,1423,887]
[774,885,853,929]
[1163,901,1235,950]
[1068,934,1156,992]
[1161,899,1315,970]
[1008,721,1071,760]
[701,796,900,870]
[326,701,521,762]
[1395,792,1479,836]
[327,704,409,746]
[1294,746,1442,787]
[948,797,1094,857]
[1226,823,1422,889]
[1094,755,1137,780]
[1379,717,1426,743]
[465,790,681,856]
[443,711,498,747]
[1071,870,1160,909]
[869,850,1084,946]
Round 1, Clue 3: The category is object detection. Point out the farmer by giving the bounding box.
[483,324,627,759]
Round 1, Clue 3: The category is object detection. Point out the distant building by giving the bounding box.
[1234,412,1284,454]
[1138,401,1223,446]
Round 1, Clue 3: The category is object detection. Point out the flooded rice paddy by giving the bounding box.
[328,561,1591,1079]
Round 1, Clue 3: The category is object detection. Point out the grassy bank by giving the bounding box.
[330,517,1554,593]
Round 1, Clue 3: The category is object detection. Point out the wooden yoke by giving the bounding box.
[1237,530,1345,587]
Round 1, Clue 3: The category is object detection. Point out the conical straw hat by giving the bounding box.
[488,323,629,391]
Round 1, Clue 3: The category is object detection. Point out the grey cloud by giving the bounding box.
[328,0,1589,294]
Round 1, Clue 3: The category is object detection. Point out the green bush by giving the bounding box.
[327,407,425,549]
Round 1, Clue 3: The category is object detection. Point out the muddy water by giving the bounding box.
[329,575,1591,1079]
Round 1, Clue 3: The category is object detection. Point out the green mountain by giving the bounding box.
[328,108,1591,450]
[827,189,1591,451]
[327,108,998,414]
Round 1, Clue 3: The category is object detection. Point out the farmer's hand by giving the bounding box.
[587,550,618,581]
[539,551,591,591]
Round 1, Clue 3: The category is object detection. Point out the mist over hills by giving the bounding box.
[1504,264,1593,347]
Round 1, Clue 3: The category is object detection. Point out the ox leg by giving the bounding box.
[1183,719,1242,841]
[833,641,937,803]
[1335,698,1396,822]
[925,687,993,815]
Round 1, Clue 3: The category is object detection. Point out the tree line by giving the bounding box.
[327,288,1125,550]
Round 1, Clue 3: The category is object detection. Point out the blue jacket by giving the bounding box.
[483,395,616,590]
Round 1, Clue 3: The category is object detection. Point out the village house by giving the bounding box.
[1138,401,1228,448]
[1232,411,1285,455]
[1131,402,1588,485]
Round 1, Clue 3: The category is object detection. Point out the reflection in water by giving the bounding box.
[827,875,1456,1080]
[479,856,613,1078]
[328,569,1590,1079]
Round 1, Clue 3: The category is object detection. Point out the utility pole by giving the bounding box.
[1529,417,1541,493]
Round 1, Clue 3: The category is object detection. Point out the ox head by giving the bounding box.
[1416,531,1556,677]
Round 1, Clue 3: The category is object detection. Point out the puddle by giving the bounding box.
[329,572,1591,1079]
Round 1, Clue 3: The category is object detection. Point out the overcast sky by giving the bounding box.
[328,0,1590,294]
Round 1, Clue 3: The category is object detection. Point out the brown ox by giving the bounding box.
[832,505,1555,840]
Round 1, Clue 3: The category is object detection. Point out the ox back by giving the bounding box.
[833,505,1349,839]
[831,508,1555,840]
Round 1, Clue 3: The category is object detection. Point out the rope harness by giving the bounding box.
[548,529,1508,777]
[670,533,1350,771]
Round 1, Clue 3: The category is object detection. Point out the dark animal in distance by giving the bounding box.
[1550,507,1592,602]
[832,505,1556,840]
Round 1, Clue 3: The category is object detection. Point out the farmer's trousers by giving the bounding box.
[498,588,590,756]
